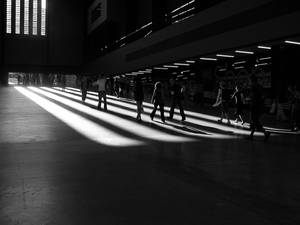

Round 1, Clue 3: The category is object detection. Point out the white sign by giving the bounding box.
[87,0,107,34]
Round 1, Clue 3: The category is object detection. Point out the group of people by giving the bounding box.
[83,75,186,123]
[80,74,300,141]
[214,77,270,140]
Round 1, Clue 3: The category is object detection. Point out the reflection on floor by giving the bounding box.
[0,86,300,225]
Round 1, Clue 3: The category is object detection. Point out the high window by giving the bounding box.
[6,0,47,36]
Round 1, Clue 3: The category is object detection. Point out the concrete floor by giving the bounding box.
[0,86,300,225]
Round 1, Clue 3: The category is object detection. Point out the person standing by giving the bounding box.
[248,76,270,141]
[213,81,231,124]
[93,75,108,111]
[168,78,185,121]
[150,82,165,123]
[231,85,245,124]
[134,76,144,122]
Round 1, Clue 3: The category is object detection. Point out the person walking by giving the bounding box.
[134,76,144,122]
[150,81,165,123]
[168,78,185,121]
[93,75,108,111]
[80,75,89,102]
[248,76,270,141]
[288,85,300,131]
[231,85,245,124]
[213,81,231,124]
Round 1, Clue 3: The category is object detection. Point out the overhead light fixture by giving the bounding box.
[186,60,195,63]
[285,40,300,46]
[163,65,179,68]
[258,45,271,50]
[235,50,254,55]
[154,67,168,70]
[234,66,244,70]
[259,57,271,61]
[216,54,234,58]
[171,0,195,14]
[174,63,190,66]
[200,57,217,61]
[233,61,246,65]
[255,63,269,67]
[218,68,227,72]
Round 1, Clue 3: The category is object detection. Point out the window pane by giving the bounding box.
[41,0,46,35]
[15,0,21,34]
[24,0,29,34]
[6,0,12,33]
[32,0,38,35]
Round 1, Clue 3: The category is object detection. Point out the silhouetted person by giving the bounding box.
[61,75,66,91]
[231,85,245,124]
[80,75,88,102]
[248,76,270,141]
[114,77,120,98]
[168,78,185,121]
[288,85,300,131]
[93,75,107,110]
[213,81,231,124]
[150,82,165,123]
[134,76,144,122]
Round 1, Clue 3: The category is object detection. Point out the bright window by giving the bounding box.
[6,0,47,36]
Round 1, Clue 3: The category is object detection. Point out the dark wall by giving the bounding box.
[3,0,85,73]
[84,0,300,75]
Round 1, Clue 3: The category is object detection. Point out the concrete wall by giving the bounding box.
[84,0,300,75]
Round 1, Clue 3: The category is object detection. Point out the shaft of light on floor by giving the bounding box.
[15,86,143,147]
[34,87,196,142]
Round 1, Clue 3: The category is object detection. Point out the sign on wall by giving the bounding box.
[87,0,107,34]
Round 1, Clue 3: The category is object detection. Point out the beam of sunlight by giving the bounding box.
[49,87,228,139]
[15,87,142,147]
[63,88,259,136]
[34,87,196,142]
[49,88,236,139]
[65,88,294,135]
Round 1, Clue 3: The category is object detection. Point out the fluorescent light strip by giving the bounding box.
[216,54,234,58]
[174,63,190,66]
[233,61,246,65]
[36,87,193,143]
[173,14,194,23]
[200,57,217,61]
[163,65,179,68]
[259,57,271,61]
[218,68,227,72]
[255,63,269,67]
[258,45,271,50]
[235,50,254,55]
[171,7,195,19]
[15,87,141,147]
[234,66,244,70]
[285,40,300,45]
[154,67,168,70]
[186,60,195,63]
[171,0,195,14]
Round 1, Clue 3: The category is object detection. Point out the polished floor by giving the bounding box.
[0,86,300,225]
